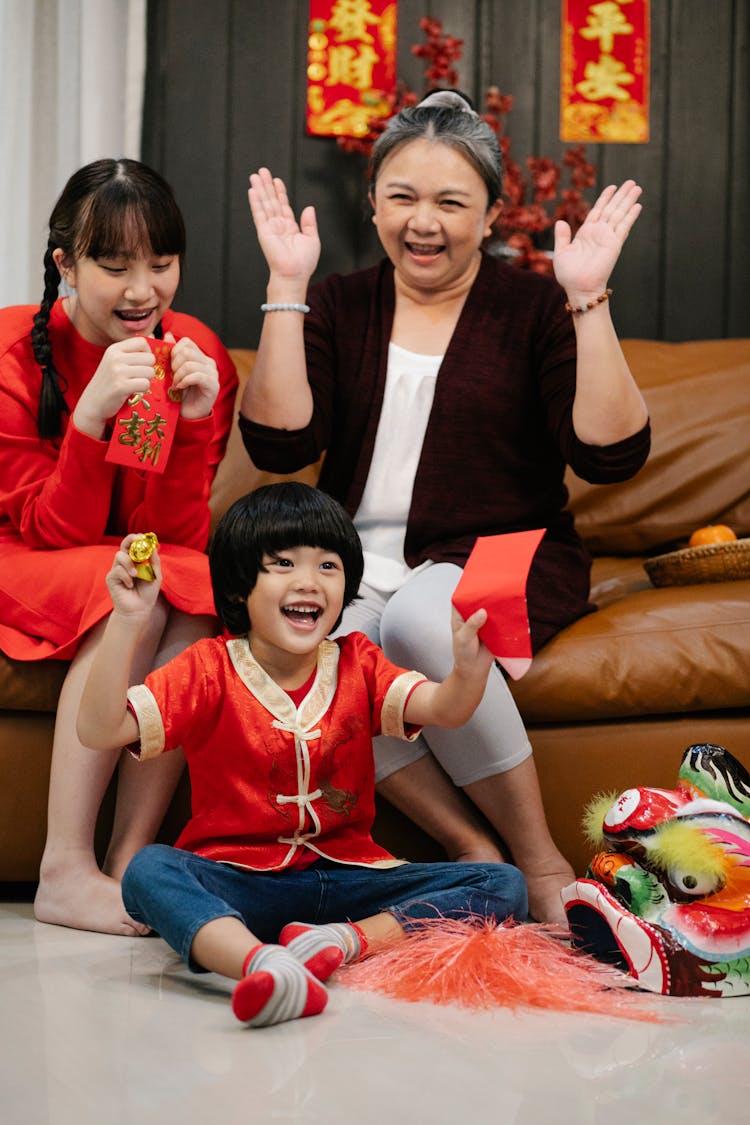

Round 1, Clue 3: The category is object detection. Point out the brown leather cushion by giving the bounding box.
[567,339,750,554]
[511,570,750,723]
[0,653,66,712]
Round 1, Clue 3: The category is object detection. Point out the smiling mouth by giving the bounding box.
[405,242,444,257]
[282,605,323,626]
[115,308,156,324]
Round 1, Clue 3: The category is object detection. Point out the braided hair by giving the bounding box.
[30,158,186,439]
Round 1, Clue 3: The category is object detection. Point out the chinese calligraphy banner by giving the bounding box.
[307,0,397,137]
[561,0,650,143]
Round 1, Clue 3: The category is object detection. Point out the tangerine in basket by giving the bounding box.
[688,524,737,547]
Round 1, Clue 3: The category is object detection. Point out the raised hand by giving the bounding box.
[553,180,642,301]
[106,534,162,620]
[248,167,320,284]
[72,338,155,439]
[166,333,220,420]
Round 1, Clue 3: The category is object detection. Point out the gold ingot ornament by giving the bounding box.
[128,533,159,581]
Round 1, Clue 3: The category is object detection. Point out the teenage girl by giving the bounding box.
[0,159,238,935]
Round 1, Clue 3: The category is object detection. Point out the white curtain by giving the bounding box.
[0,0,146,307]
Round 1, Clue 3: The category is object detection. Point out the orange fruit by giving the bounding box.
[688,524,737,547]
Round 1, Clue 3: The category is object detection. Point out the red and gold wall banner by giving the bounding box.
[307,1,397,137]
[561,0,650,143]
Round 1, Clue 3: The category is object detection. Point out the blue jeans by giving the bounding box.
[122,845,528,970]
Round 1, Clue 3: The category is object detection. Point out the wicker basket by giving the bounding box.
[644,537,750,587]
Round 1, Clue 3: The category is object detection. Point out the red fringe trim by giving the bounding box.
[337,917,666,1022]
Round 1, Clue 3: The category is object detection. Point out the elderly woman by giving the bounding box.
[239,91,650,923]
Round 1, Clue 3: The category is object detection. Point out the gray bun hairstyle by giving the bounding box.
[419,89,477,113]
[369,88,503,207]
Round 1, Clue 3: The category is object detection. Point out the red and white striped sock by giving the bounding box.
[278,921,369,981]
[231,944,328,1027]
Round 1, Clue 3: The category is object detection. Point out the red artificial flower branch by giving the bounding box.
[410,17,463,87]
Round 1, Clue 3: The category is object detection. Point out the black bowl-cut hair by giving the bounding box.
[209,482,364,636]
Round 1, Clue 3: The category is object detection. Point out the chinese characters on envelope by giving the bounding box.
[105,339,180,475]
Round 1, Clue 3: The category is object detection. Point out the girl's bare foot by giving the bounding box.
[34,864,150,936]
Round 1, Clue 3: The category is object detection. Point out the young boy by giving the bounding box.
[77,483,527,1028]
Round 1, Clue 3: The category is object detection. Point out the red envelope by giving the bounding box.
[452,529,546,680]
[105,338,180,475]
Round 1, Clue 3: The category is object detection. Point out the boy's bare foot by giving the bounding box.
[34,866,150,936]
[525,868,575,926]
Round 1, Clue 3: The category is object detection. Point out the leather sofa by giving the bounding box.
[2,339,748,882]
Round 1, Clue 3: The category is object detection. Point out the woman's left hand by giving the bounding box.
[167,333,220,420]
[553,180,642,303]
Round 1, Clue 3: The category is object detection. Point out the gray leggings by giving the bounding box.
[333,563,532,787]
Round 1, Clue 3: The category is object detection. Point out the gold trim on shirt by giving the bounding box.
[126,683,165,760]
[381,670,428,739]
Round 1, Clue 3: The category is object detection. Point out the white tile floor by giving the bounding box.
[3,898,750,1125]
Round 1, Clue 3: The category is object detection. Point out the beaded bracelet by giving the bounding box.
[565,288,612,315]
[261,302,310,314]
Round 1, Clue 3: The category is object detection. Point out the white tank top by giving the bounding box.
[354,342,442,594]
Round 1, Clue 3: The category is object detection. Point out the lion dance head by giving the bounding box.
[562,743,750,996]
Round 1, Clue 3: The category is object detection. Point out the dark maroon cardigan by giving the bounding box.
[240,253,650,648]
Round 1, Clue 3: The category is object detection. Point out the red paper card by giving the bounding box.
[452,529,546,680]
[105,339,180,475]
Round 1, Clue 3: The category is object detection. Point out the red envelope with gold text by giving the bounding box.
[452,529,546,680]
[105,339,180,474]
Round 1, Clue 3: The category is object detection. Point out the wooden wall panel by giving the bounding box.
[482,0,540,152]
[663,1,734,340]
[224,1,305,346]
[728,0,750,336]
[143,0,750,347]
[597,3,670,340]
[143,0,232,334]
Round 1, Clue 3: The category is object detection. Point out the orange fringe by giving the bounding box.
[337,917,666,1022]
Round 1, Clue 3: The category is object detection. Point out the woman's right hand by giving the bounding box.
[248,168,320,285]
[72,338,155,439]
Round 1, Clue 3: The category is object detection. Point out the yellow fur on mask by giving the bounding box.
[648,819,729,879]
[582,792,619,849]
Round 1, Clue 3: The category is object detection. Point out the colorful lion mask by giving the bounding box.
[562,743,750,997]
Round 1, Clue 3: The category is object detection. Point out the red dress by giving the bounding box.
[0,300,238,661]
[126,632,427,870]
